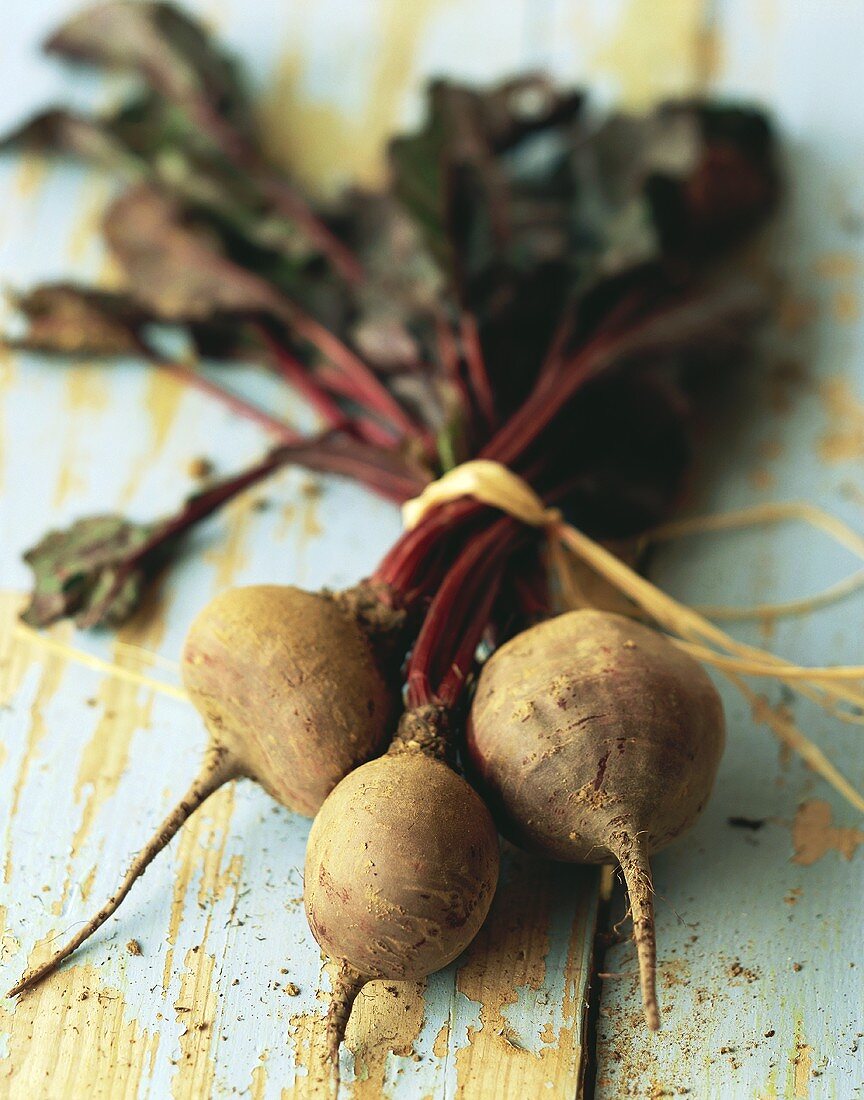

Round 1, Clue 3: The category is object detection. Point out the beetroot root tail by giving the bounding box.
[326,961,366,1081]
[610,828,660,1030]
[7,746,239,998]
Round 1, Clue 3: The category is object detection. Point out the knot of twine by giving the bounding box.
[402,459,560,531]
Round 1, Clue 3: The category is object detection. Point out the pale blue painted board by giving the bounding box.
[595,3,864,1098]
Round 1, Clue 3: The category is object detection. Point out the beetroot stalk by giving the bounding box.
[154,357,304,443]
[254,322,422,451]
[375,283,763,598]
[253,323,350,433]
[459,312,496,433]
[284,302,425,443]
[137,331,431,501]
[134,436,428,563]
[486,285,759,467]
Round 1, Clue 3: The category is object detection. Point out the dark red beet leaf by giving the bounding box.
[4,284,147,357]
[45,0,254,156]
[44,2,363,282]
[22,437,429,629]
[22,515,161,629]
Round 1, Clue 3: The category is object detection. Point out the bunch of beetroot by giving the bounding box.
[4,0,778,1073]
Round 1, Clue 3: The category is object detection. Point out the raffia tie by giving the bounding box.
[403,459,560,531]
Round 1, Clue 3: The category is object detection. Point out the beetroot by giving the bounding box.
[467,608,725,1028]
[8,581,405,997]
[182,584,401,817]
[304,707,499,1067]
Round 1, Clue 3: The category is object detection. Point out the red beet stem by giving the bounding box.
[460,311,496,432]
[254,323,349,432]
[72,435,427,630]
[373,497,480,596]
[283,303,424,443]
[256,323,421,450]
[406,515,521,709]
[152,357,303,444]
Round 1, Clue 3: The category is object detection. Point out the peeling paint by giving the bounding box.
[787,1019,813,1099]
[432,1019,450,1059]
[259,0,444,193]
[0,906,20,965]
[79,863,98,903]
[53,369,113,507]
[64,668,155,898]
[67,366,111,415]
[0,964,160,1099]
[249,1058,267,1099]
[119,370,187,507]
[2,617,70,884]
[777,295,818,336]
[832,289,860,324]
[53,596,171,912]
[792,799,864,865]
[694,21,723,91]
[0,591,30,714]
[580,0,704,108]
[171,940,219,1099]
[67,174,113,265]
[284,988,333,1097]
[166,785,238,948]
[818,376,864,464]
[452,852,596,1096]
[204,493,256,592]
[749,467,777,492]
[756,1066,779,1099]
[13,153,48,201]
[814,251,860,278]
[348,979,427,1096]
[0,347,15,494]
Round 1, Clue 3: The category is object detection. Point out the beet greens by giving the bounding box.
[1,0,777,629]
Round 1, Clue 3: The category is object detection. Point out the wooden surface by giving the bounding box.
[0,2,862,1098]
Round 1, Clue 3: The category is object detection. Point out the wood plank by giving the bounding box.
[595,2,864,1096]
